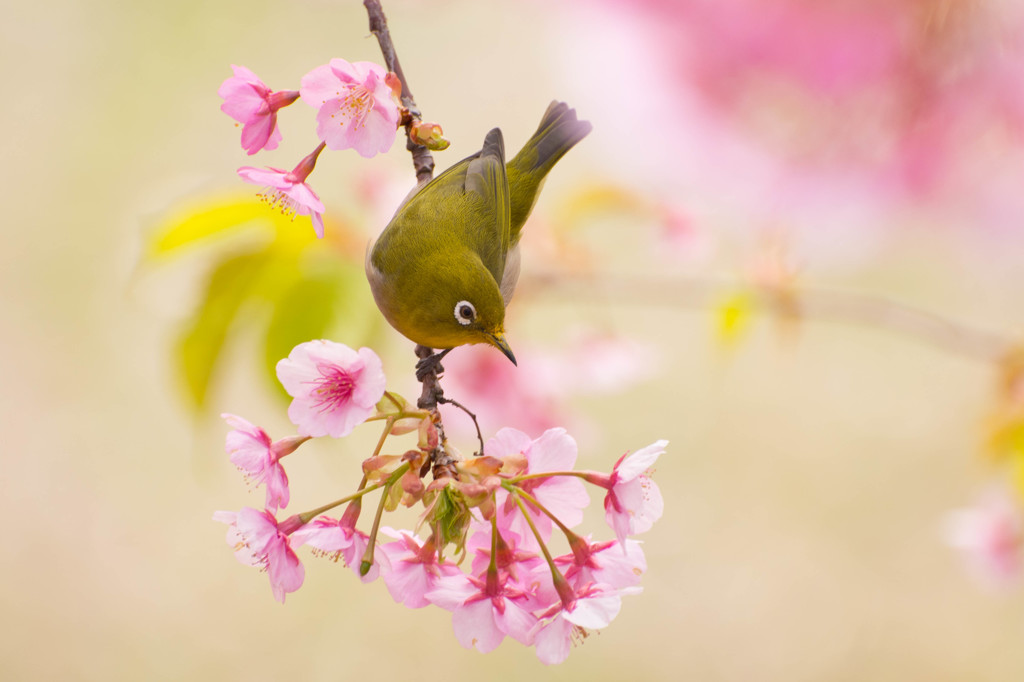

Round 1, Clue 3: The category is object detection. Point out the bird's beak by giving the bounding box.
[487,331,517,366]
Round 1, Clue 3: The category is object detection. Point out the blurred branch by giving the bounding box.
[520,271,1016,364]
[364,0,435,183]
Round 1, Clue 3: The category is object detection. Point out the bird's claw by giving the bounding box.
[415,350,448,383]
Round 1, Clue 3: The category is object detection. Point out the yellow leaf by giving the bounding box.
[147,194,318,259]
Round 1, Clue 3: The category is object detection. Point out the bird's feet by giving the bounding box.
[414,346,451,383]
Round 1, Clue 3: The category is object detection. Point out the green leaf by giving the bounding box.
[177,249,271,408]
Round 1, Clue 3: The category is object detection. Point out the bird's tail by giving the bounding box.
[507,102,592,236]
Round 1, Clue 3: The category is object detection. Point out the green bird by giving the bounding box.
[366,101,592,365]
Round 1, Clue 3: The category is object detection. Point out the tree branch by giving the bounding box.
[363,0,435,184]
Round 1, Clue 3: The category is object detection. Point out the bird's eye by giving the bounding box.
[454,300,477,326]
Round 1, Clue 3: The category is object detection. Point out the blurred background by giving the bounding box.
[5,0,1024,679]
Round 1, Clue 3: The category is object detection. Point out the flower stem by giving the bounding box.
[507,483,579,541]
[509,490,576,608]
[298,481,385,524]
[360,462,411,575]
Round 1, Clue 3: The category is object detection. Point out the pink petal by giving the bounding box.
[616,440,667,481]
[349,108,399,158]
[240,113,276,156]
[282,180,325,215]
[527,428,578,473]
[310,210,325,239]
[228,64,264,86]
[265,538,304,603]
[452,599,505,653]
[353,348,387,406]
[533,616,573,665]
[485,427,533,459]
[496,600,539,645]
[299,63,344,106]
[264,463,290,511]
[237,166,290,189]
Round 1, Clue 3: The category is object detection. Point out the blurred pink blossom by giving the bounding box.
[300,58,401,158]
[275,340,386,438]
[439,332,656,440]
[237,143,327,237]
[213,507,305,603]
[945,487,1023,588]
[559,0,1024,246]
[218,64,299,155]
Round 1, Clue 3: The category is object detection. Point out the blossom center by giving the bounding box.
[337,85,373,129]
[312,362,358,412]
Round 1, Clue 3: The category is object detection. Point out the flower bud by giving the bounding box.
[410,121,451,151]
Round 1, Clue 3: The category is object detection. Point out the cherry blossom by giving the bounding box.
[237,143,327,237]
[426,570,539,653]
[486,428,590,542]
[213,507,305,603]
[586,440,667,544]
[554,536,646,590]
[222,414,307,511]
[276,340,386,438]
[300,58,401,158]
[291,512,380,582]
[532,584,642,665]
[218,64,299,155]
[377,529,462,608]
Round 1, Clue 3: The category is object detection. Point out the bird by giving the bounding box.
[365,101,592,367]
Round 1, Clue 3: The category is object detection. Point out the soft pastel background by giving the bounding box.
[5,0,1024,679]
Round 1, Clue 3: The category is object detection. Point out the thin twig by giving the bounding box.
[519,270,1016,364]
[438,395,486,456]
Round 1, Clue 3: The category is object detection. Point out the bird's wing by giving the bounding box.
[463,128,511,285]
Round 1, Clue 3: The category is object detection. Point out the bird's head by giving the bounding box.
[418,260,516,365]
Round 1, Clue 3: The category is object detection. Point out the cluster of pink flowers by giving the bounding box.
[215,339,667,664]
[218,58,415,238]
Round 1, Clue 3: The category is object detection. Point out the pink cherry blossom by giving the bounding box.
[237,143,327,237]
[377,529,462,608]
[300,58,401,158]
[213,507,305,603]
[466,524,546,592]
[554,536,647,590]
[222,413,307,511]
[275,340,386,438]
[531,584,642,665]
[587,440,667,544]
[944,487,1024,588]
[486,428,591,542]
[426,571,539,652]
[218,64,299,155]
[290,513,380,582]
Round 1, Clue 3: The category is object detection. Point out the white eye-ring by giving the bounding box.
[454,300,477,326]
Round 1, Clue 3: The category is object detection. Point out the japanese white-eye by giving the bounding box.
[366,101,591,364]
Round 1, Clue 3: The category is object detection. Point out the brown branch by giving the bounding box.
[363,0,435,184]
[519,270,1016,364]
[363,0,453,472]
